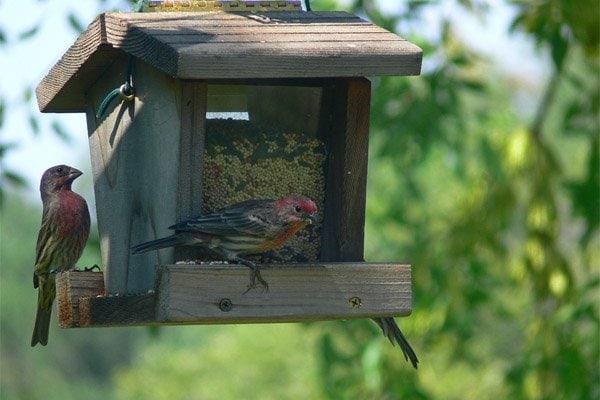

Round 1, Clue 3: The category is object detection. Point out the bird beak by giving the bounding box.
[68,168,83,180]
[305,214,317,224]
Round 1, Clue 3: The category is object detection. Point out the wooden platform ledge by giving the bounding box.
[56,263,412,328]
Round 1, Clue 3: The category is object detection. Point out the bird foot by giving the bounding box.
[228,255,269,294]
[243,268,269,294]
[79,264,102,272]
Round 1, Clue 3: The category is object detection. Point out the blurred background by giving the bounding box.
[1,0,598,399]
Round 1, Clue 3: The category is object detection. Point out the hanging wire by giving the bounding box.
[95,57,135,119]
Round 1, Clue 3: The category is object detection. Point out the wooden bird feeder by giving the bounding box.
[36,0,422,328]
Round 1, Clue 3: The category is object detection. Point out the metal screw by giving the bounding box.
[219,298,233,312]
[349,296,362,308]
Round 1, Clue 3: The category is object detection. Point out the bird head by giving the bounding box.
[40,165,83,196]
[275,195,318,226]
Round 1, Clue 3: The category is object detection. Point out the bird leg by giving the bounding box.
[230,256,269,293]
[212,249,269,293]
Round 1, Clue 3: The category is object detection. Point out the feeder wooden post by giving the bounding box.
[85,60,184,295]
[321,78,371,262]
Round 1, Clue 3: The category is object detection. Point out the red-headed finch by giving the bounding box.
[31,165,90,347]
[131,195,318,290]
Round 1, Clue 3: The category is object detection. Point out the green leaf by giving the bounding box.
[50,120,73,143]
[17,25,39,41]
[550,31,569,71]
[27,114,39,136]
[565,136,600,244]
[0,142,18,158]
[2,170,27,187]
[0,97,4,128]
[23,87,33,103]
[67,12,85,34]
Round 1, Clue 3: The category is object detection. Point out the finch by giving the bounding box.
[31,165,90,347]
[131,195,318,290]
[374,317,419,369]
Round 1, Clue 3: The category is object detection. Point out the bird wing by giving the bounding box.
[33,208,54,288]
[169,199,273,237]
[34,208,55,268]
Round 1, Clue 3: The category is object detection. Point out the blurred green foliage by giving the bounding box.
[0,1,598,399]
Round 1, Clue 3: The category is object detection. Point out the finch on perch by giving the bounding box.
[31,165,90,347]
[131,195,318,290]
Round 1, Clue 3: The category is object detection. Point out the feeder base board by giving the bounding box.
[56,262,412,328]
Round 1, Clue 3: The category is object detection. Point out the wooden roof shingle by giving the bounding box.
[36,11,422,112]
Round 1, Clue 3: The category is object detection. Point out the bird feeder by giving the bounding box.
[36,1,422,328]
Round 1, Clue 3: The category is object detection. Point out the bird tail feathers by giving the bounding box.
[31,302,51,347]
[373,317,419,369]
[130,235,184,254]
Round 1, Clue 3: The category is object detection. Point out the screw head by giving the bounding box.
[219,298,233,312]
[349,296,362,308]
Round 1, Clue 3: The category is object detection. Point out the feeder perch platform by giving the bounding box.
[56,263,412,328]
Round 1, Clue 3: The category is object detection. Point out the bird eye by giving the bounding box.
[55,167,64,174]
[295,205,302,213]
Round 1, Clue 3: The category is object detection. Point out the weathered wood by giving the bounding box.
[37,15,177,113]
[144,25,389,35]
[55,270,156,327]
[56,271,105,328]
[79,294,156,327]
[121,10,357,22]
[153,32,407,44]
[156,263,411,324]
[141,0,302,12]
[321,78,370,261]
[37,11,422,112]
[85,60,182,295]
[174,81,206,261]
[56,263,411,327]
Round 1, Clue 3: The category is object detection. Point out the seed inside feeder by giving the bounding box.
[202,118,326,263]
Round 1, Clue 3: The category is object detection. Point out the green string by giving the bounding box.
[95,57,135,119]
[95,88,121,119]
[95,1,145,119]
[97,0,312,118]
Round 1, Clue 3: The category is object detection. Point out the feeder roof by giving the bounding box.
[36,11,422,112]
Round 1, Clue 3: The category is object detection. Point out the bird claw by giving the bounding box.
[229,255,269,294]
[81,264,102,272]
[243,268,269,295]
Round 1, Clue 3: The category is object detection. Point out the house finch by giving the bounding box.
[131,195,318,290]
[375,317,419,369]
[31,165,90,347]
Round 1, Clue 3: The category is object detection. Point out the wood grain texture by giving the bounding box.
[56,270,156,327]
[141,0,302,12]
[156,263,412,324]
[79,294,156,327]
[85,60,182,295]
[321,78,370,262]
[37,11,422,112]
[174,81,206,261]
[56,271,105,328]
[54,263,411,327]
